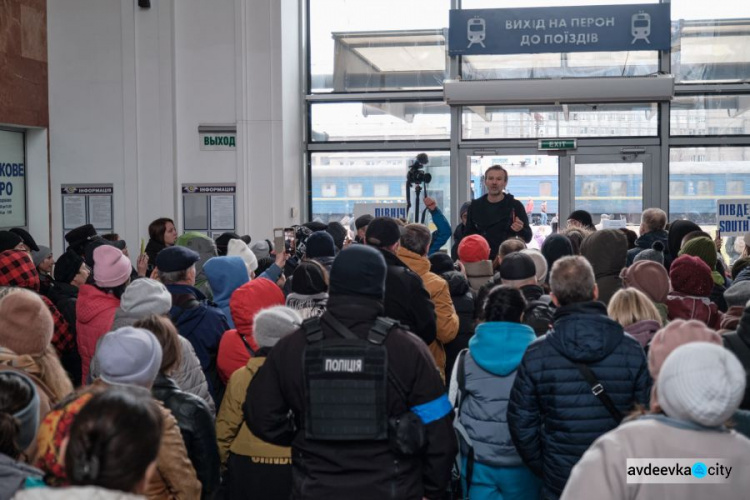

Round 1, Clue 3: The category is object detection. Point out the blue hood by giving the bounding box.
[469,321,536,376]
[204,256,249,308]
[547,301,624,363]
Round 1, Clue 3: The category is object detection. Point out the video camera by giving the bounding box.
[407,153,432,186]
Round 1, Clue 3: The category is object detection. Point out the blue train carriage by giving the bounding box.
[669,161,750,224]
[310,155,452,222]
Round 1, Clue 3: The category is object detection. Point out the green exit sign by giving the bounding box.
[538,139,577,151]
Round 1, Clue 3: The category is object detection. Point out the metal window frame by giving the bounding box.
[303,0,750,227]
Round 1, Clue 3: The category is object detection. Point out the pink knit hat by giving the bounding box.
[620,260,670,304]
[93,245,132,288]
[647,319,722,413]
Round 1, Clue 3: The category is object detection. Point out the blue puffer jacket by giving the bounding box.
[508,301,650,500]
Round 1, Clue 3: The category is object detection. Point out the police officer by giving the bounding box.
[245,245,456,499]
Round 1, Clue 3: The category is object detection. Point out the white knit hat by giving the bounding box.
[658,342,746,427]
[253,306,302,348]
[227,238,258,273]
[520,248,547,285]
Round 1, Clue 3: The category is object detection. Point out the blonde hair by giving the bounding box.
[607,288,661,328]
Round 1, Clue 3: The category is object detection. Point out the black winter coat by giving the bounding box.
[626,229,669,266]
[466,193,532,260]
[47,281,79,335]
[379,248,437,346]
[244,295,457,500]
[723,303,750,410]
[152,374,220,499]
[441,270,475,380]
[508,301,651,499]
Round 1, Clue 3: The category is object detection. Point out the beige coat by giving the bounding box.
[216,356,290,466]
[397,247,459,379]
[561,416,750,500]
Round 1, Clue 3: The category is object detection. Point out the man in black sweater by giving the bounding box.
[465,165,532,260]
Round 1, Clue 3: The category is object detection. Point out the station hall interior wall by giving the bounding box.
[45,0,302,254]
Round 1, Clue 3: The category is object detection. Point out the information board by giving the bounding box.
[0,130,26,228]
[61,185,115,244]
[182,184,236,234]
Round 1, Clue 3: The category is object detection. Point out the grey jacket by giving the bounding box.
[13,486,143,499]
[0,454,43,500]
[455,352,522,467]
[173,336,216,417]
[89,322,215,417]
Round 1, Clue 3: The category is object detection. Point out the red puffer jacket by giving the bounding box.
[217,278,284,383]
[76,284,120,384]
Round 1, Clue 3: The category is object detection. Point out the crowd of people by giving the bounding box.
[1,164,750,499]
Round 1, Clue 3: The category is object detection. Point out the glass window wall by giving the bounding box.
[311,151,451,227]
[309,0,449,93]
[462,103,658,140]
[310,101,450,142]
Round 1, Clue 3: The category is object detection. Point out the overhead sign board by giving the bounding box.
[449,3,670,56]
[718,199,750,236]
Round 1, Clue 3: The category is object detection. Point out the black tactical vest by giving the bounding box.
[303,313,398,441]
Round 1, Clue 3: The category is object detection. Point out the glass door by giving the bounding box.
[570,153,651,231]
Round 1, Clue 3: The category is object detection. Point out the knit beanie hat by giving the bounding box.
[326,222,347,250]
[54,250,85,284]
[305,231,336,259]
[724,281,750,308]
[459,201,471,219]
[458,235,491,263]
[520,249,547,284]
[118,278,172,317]
[567,210,594,229]
[732,257,750,280]
[679,236,717,270]
[93,245,132,288]
[329,245,387,300]
[253,306,302,348]
[227,238,258,273]
[215,232,241,256]
[679,236,724,286]
[658,342,745,427]
[667,220,701,261]
[0,231,22,252]
[0,289,53,356]
[292,261,328,295]
[429,252,455,275]
[669,254,713,297]
[94,327,163,388]
[620,260,670,303]
[355,214,374,231]
[541,234,574,280]
[251,240,272,260]
[31,246,51,268]
[633,241,665,265]
[647,319,721,413]
[9,228,39,252]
